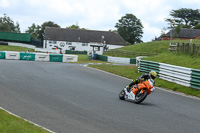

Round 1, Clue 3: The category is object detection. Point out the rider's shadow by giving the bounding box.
[121,99,157,107]
[138,102,157,106]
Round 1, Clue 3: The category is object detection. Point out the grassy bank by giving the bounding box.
[120,41,170,53]
[120,39,200,53]
[143,52,200,69]
[0,109,50,133]
[107,39,200,69]
[89,64,200,97]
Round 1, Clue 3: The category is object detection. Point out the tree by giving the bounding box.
[115,14,143,44]
[174,24,183,38]
[66,24,80,29]
[0,14,20,33]
[165,8,200,28]
[194,23,200,29]
[66,24,88,30]
[26,21,60,40]
[25,23,41,40]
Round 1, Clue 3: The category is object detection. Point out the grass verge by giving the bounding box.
[0,108,50,133]
[88,64,200,97]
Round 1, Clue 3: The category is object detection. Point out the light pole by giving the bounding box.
[101,36,104,45]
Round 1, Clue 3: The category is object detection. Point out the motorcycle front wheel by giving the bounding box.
[119,89,125,100]
[134,89,148,104]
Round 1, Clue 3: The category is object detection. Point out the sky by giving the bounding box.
[0,0,200,42]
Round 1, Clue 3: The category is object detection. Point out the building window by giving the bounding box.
[66,42,72,45]
[82,43,88,46]
[49,41,57,44]
[69,46,76,51]
[94,47,100,51]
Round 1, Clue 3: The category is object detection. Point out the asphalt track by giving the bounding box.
[0,60,200,133]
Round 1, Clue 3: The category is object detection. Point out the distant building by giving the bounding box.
[161,28,200,40]
[43,27,126,55]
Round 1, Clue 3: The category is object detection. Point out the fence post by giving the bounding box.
[193,43,195,55]
[177,43,179,52]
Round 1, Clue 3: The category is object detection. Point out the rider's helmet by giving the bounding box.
[149,70,157,79]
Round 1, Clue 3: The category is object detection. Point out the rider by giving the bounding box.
[126,70,157,93]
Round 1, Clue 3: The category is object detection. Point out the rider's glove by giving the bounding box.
[126,85,130,89]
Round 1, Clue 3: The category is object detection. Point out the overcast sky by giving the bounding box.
[0,0,200,42]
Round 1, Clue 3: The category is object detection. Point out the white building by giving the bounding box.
[43,27,126,55]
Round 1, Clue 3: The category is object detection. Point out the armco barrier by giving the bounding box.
[20,53,35,61]
[0,51,5,59]
[66,50,87,55]
[96,55,136,64]
[138,60,200,90]
[50,54,63,62]
[190,69,200,89]
[5,51,20,60]
[63,54,78,62]
[130,58,136,64]
[159,63,192,87]
[35,53,50,61]
[138,60,160,75]
[97,55,108,62]
[108,56,130,64]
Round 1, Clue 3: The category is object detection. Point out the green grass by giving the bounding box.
[0,45,35,52]
[89,65,141,78]
[89,64,200,97]
[0,109,50,133]
[108,39,200,69]
[119,40,170,53]
[143,52,200,69]
[119,39,200,53]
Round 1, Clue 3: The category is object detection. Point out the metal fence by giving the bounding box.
[96,55,136,64]
[138,59,200,90]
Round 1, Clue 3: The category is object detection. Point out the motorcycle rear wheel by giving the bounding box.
[134,89,148,104]
[119,89,125,100]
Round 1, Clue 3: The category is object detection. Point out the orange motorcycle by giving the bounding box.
[119,79,155,104]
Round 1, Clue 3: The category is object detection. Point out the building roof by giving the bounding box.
[163,28,200,39]
[44,27,126,46]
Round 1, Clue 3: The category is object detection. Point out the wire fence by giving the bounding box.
[169,42,200,55]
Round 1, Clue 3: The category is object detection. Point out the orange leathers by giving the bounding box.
[131,80,153,95]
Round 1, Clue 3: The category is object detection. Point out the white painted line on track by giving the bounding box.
[84,65,200,101]
[0,107,56,133]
